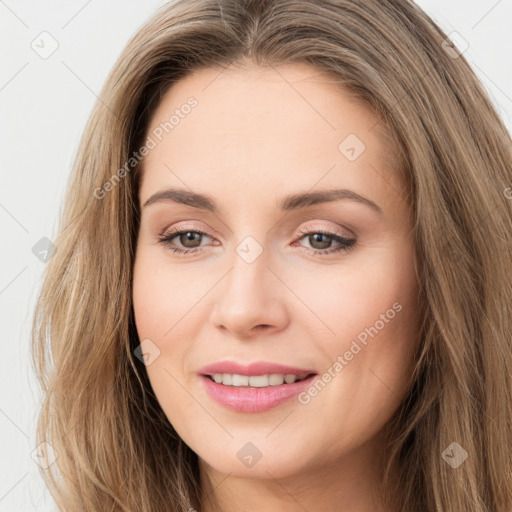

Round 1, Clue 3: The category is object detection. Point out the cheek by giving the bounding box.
[132,252,198,421]
[132,268,167,339]
[291,248,418,350]
[131,248,214,382]
[132,247,196,338]
[294,245,420,408]
[292,285,419,456]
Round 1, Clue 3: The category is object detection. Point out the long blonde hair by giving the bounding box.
[31,1,512,510]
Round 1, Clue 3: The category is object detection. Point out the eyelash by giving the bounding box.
[158,226,356,257]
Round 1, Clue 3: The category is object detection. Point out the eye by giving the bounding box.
[157,226,357,257]
[293,226,356,256]
[158,227,213,255]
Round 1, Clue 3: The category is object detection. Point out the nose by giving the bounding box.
[209,244,289,339]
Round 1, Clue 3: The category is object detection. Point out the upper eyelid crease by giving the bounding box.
[142,187,383,215]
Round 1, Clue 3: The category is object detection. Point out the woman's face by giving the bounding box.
[132,62,421,482]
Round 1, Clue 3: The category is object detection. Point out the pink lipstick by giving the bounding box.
[198,361,317,413]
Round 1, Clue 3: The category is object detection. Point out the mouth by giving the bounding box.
[198,367,318,413]
[203,372,317,387]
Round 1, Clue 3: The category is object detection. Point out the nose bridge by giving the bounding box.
[210,232,288,335]
[225,234,271,306]
[224,212,272,288]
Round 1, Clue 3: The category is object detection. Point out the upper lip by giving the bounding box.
[198,361,317,379]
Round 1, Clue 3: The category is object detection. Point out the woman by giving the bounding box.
[31,0,512,511]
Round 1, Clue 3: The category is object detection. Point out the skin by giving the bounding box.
[132,61,422,512]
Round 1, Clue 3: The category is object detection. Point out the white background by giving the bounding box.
[1,1,511,510]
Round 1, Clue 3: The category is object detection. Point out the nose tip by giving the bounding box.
[208,260,289,338]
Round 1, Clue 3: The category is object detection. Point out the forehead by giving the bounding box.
[147,62,381,143]
[139,62,406,217]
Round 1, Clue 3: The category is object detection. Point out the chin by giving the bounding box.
[195,436,313,480]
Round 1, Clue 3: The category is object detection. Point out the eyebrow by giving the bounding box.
[142,187,383,215]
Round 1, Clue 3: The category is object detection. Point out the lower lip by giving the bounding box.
[199,374,317,413]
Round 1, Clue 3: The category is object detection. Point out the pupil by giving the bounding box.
[182,232,200,247]
[311,233,330,249]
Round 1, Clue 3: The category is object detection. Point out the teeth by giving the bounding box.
[211,373,304,387]
[232,374,249,386]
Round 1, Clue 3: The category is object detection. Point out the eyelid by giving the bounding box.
[158,221,216,239]
[294,221,356,243]
[159,220,354,241]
